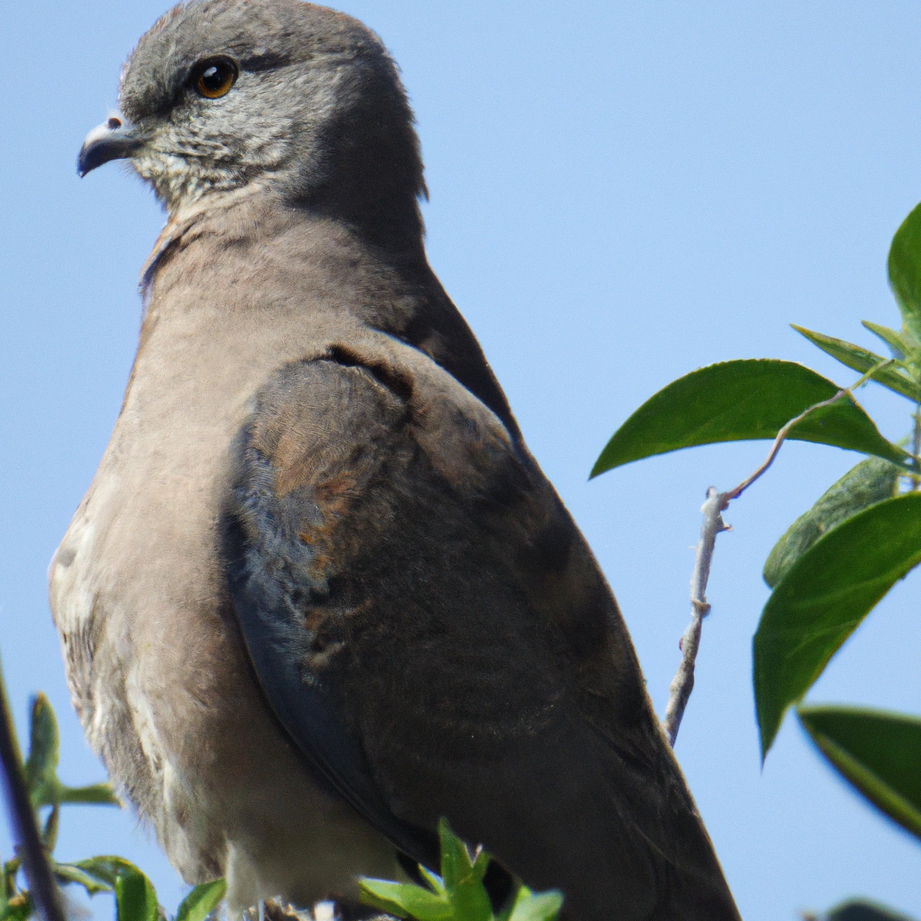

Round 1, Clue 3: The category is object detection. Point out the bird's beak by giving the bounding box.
[77,115,144,177]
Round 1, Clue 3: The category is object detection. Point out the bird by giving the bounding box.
[50,2,742,919]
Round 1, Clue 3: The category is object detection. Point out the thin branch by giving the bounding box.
[0,657,67,921]
[662,359,893,746]
[727,358,894,503]
[662,487,728,746]
[912,405,921,491]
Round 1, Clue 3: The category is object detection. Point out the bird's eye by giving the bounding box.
[192,56,239,99]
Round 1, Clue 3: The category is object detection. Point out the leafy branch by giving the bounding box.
[661,358,895,746]
[360,820,561,921]
[0,666,226,921]
[0,662,559,921]
[593,198,921,919]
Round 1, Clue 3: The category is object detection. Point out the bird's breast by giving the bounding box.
[49,231,402,907]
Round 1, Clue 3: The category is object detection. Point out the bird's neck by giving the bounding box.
[143,193,520,444]
[297,176,426,254]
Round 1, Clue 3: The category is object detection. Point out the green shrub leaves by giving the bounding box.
[591,360,907,477]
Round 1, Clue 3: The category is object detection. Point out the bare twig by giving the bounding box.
[663,487,729,746]
[662,360,893,746]
[0,657,67,921]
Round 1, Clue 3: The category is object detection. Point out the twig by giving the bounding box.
[662,360,893,746]
[726,359,895,503]
[912,405,921,491]
[663,487,728,746]
[0,657,67,921]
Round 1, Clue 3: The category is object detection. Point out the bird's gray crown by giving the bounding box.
[82,0,425,244]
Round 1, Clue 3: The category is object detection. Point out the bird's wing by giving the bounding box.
[221,344,738,921]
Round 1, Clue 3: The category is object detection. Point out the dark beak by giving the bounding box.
[77,115,144,177]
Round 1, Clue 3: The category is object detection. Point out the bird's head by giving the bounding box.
[79,0,426,240]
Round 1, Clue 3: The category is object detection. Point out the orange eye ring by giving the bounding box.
[193,56,238,99]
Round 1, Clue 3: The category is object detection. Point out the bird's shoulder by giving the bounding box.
[223,337,624,682]
[219,338,544,868]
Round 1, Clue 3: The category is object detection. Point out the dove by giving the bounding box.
[51,2,741,918]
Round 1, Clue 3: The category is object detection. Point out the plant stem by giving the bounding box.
[662,360,893,745]
[912,405,921,490]
[0,657,66,921]
[663,488,728,746]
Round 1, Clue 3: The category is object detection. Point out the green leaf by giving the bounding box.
[826,897,919,921]
[73,857,125,888]
[506,888,564,921]
[74,856,148,889]
[42,804,59,852]
[24,694,61,807]
[114,866,159,921]
[861,321,915,361]
[23,695,118,808]
[763,457,901,588]
[591,360,908,477]
[71,859,160,921]
[0,895,32,921]
[434,821,492,921]
[470,849,490,884]
[446,881,492,921]
[56,783,119,806]
[888,200,921,345]
[437,819,472,892]
[3,860,19,907]
[53,862,114,895]
[174,880,226,921]
[418,865,448,897]
[792,327,921,402]
[359,878,452,921]
[754,494,921,757]
[798,705,921,842]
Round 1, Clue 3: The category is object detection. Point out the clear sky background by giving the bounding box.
[2,3,920,919]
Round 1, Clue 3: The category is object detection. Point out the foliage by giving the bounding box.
[594,199,921,918]
[590,359,908,475]
[0,686,556,921]
[821,900,919,921]
[360,820,562,921]
[0,691,227,921]
[797,706,921,841]
[754,494,921,753]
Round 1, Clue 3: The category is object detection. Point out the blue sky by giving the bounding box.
[2,3,920,919]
